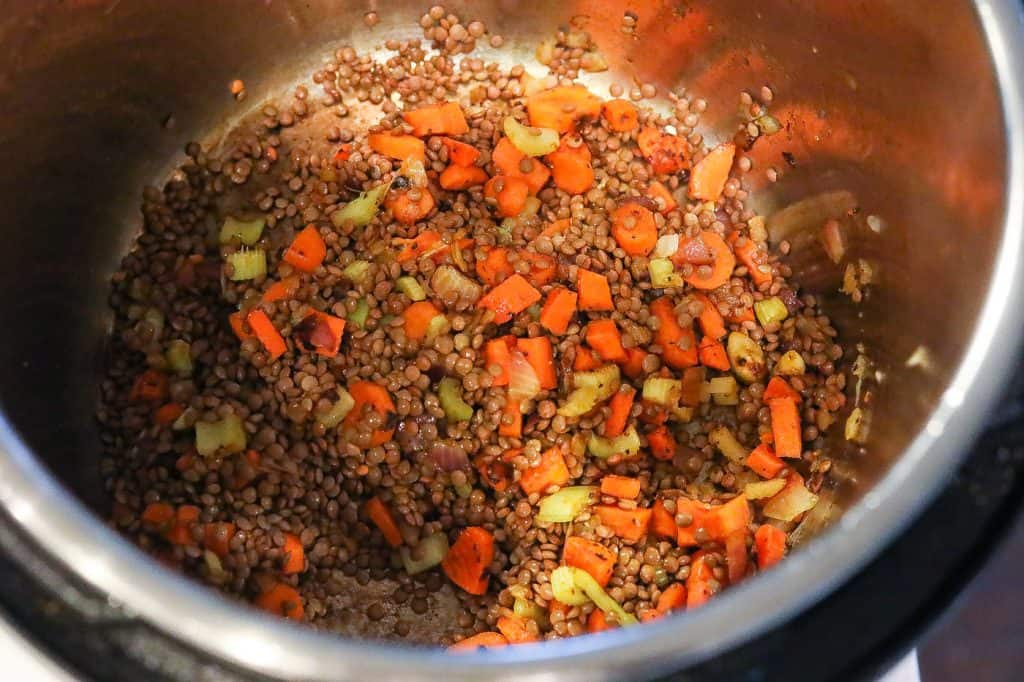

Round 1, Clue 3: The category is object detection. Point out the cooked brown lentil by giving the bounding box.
[99,5,848,648]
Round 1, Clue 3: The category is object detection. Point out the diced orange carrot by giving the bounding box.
[537,218,571,240]
[364,496,403,548]
[175,451,195,472]
[689,142,736,202]
[698,336,730,371]
[731,233,772,287]
[600,475,641,500]
[402,101,469,137]
[693,293,726,340]
[496,614,539,643]
[602,99,639,132]
[517,336,557,390]
[573,346,601,371]
[344,381,396,447]
[728,306,755,324]
[519,250,558,287]
[440,163,489,190]
[526,85,603,133]
[283,225,327,273]
[229,311,253,342]
[547,134,594,195]
[675,231,735,290]
[588,608,613,632]
[441,137,481,167]
[768,397,802,458]
[637,127,691,175]
[368,132,426,163]
[685,551,716,609]
[387,188,436,224]
[650,499,677,540]
[656,582,688,614]
[442,526,494,595]
[203,521,235,558]
[154,402,185,426]
[255,583,305,621]
[246,309,288,359]
[675,498,712,547]
[651,297,698,369]
[621,347,647,379]
[645,181,678,214]
[754,524,787,569]
[262,275,301,303]
[705,494,751,540]
[332,143,352,164]
[394,230,441,263]
[611,203,658,256]
[764,376,802,403]
[475,247,514,286]
[585,319,626,363]
[141,502,175,530]
[725,529,749,584]
[540,287,578,335]
[499,398,523,438]
[449,631,507,651]
[577,268,613,311]
[594,505,652,542]
[130,369,169,403]
[603,385,636,438]
[492,137,551,194]
[484,175,530,217]
[564,536,616,586]
[280,532,305,574]
[745,444,786,478]
[166,505,199,545]
[647,425,676,461]
[478,274,542,324]
[403,301,443,341]
[485,336,514,386]
[519,447,570,495]
[475,452,514,492]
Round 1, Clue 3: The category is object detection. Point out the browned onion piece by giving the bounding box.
[428,443,470,471]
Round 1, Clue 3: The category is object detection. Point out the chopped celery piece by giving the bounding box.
[744,479,787,500]
[536,486,598,523]
[431,265,482,304]
[573,365,621,401]
[754,297,789,326]
[454,483,473,498]
[642,376,682,407]
[513,598,548,626]
[425,314,451,341]
[708,426,748,463]
[708,376,739,406]
[775,349,806,376]
[347,298,370,329]
[399,532,449,575]
[503,116,560,156]
[341,260,371,285]
[557,566,638,626]
[557,386,601,418]
[165,340,193,376]
[550,566,589,606]
[438,377,473,422]
[587,426,641,459]
[672,405,695,422]
[396,276,427,302]
[727,332,766,384]
[331,183,390,228]
[316,389,355,429]
[219,216,265,245]
[649,258,684,288]
[143,307,165,340]
[226,249,267,281]
[195,414,246,457]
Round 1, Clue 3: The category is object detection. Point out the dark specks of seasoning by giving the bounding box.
[392,175,410,190]
[678,168,691,184]
[437,199,453,212]
[782,151,797,167]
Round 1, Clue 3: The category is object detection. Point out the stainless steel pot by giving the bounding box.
[0,1,1021,679]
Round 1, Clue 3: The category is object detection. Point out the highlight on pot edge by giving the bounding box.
[101,3,874,650]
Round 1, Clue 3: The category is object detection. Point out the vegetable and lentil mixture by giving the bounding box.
[99,5,848,648]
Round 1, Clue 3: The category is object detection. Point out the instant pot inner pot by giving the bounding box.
[0,0,1006,647]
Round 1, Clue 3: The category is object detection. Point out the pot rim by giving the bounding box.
[1,1,1023,679]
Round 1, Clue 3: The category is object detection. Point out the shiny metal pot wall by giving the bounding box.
[0,1,1021,679]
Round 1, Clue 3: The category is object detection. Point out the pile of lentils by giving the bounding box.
[98,4,848,646]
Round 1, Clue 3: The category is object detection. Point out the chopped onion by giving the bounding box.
[649,258,684,288]
[744,478,786,500]
[754,297,789,327]
[674,236,715,265]
[763,478,819,522]
[820,218,846,264]
[431,265,482,305]
[508,350,541,403]
[427,442,470,471]
[195,414,246,457]
[775,349,806,376]
[653,234,680,259]
[503,116,560,156]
